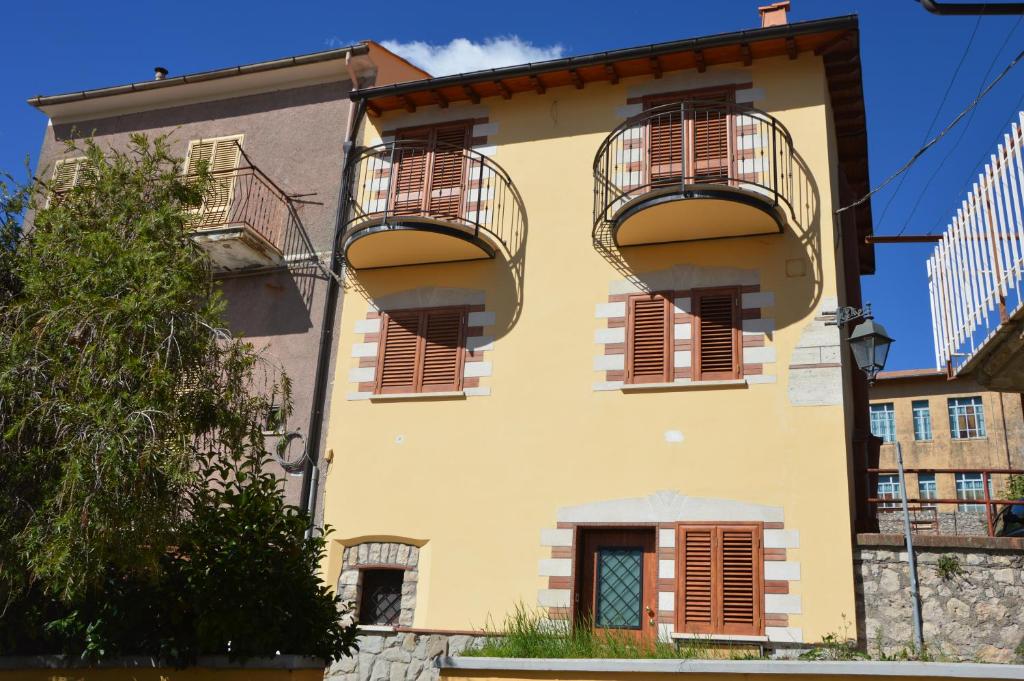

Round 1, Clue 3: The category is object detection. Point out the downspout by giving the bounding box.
[298,50,367,522]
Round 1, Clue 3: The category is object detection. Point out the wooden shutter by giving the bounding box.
[427,125,469,218]
[678,524,763,636]
[420,309,466,392]
[51,158,84,192]
[678,526,715,634]
[719,526,761,635]
[185,136,242,225]
[391,132,429,216]
[689,93,731,182]
[626,294,672,384]
[694,289,741,381]
[376,311,422,394]
[375,308,466,395]
[647,108,683,186]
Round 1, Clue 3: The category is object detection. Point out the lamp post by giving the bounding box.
[829,305,923,655]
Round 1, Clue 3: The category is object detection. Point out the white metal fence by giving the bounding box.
[929,112,1024,374]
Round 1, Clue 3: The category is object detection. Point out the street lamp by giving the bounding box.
[848,318,894,383]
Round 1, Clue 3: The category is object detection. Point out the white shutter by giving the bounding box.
[184,135,243,226]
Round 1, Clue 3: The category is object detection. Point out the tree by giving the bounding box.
[0,136,355,662]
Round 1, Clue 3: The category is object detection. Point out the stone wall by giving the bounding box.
[326,631,486,681]
[876,510,990,537]
[855,537,1024,663]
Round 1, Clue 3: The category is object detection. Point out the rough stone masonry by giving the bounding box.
[326,631,487,681]
[855,542,1024,663]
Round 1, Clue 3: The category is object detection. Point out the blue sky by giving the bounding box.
[3,1,1023,371]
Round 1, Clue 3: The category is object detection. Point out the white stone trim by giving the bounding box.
[610,264,759,296]
[742,291,775,309]
[594,354,625,371]
[673,297,692,314]
[347,391,373,401]
[742,318,774,334]
[744,346,776,364]
[595,301,626,319]
[764,593,802,615]
[468,310,496,327]
[351,342,379,358]
[464,386,491,397]
[348,366,374,383]
[594,327,626,344]
[675,323,692,340]
[735,87,765,104]
[537,588,571,608]
[593,380,626,391]
[464,361,492,378]
[658,591,675,611]
[540,528,573,547]
[538,558,572,577]
[472,122,498,137]
[354,318,381,333]
[658,528,676,548]
[372,286,485,311]
[472,144,497,158]
[766,626,805,643]
[615,103,644,118]
[657,623,674,640]
[378,105,490,132]
[466,335,494,352]
[658,559,675,579]
[557,491,784,524]
[673,351,692,368]
[764,529,800,549]
[764,561,801,581]
[745,374,777,384]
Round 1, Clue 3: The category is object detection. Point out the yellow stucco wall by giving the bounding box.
[323,54,858,643]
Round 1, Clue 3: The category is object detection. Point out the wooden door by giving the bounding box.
[576,528,657,642]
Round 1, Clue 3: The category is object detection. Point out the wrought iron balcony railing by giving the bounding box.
[187,164,289,252]
[592,100,795,237]
[342,140,524,263]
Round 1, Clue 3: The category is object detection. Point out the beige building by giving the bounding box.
[868,369,1024,534]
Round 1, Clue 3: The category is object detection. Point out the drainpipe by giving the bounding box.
[298,51,366,522]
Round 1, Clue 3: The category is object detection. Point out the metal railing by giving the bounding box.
[342,140,524,259]
[187,164,289,252]
[592,100,795,236]
[928,111,1024,375]
[866,467,1024,537]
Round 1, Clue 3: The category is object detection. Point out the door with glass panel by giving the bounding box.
[576,528,656,641]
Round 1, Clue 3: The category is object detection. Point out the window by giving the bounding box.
[359,569,403,626]
[184,135,243,226]
[391,123,471,219]
[877,474,901,510]
[263,404,285,435]
[955,472,992,513]
[693,288,741,381]
[595,547,644,629]
[47,157,93,206]
[643,90,734,186]
[918,473,937,508]
[626,293,672,384]
[912,400,932,441]
[375,307,467,394]
[869,403,896,444]
[677,524,763,636]
[948,396,986,439]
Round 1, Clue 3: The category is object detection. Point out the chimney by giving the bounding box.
[758,1,790,27]
[154,66,168,81]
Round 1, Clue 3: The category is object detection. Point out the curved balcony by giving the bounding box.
[342,141,524,269]
[593,100,794,247]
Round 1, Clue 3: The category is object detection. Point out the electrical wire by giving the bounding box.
[896,15,1024,235]
[835,42,1024,216]
[875,13,983,228]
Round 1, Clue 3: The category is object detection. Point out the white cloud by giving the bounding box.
[379,36,565,77]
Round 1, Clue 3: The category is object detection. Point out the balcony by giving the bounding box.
[342,141,524,269]
[593,100,794,247]
[188,164,288,272]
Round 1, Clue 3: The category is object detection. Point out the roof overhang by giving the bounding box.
[349,15,875,274]
[28,43,374,123]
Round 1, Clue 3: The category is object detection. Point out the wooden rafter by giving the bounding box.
[463,84,480,104]
[494,80,512,100]
[650,56,662,79]
[530,75,546,94]
[401,95,416,113]
[431,90,448,108]
[569,68,584,89]
[814,30,852,56]
[605,63,619,84]
[694,49,706,73]
[786,36,798,60]
[740,43,752,66]
[365,101,382,117]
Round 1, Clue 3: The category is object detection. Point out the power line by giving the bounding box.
[875,13,983,229]
[896,15,1023,236]
[836,41,1024,216]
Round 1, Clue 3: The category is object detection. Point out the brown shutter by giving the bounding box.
[678,526,715,634]
[694,289,741,381]
[376,311,422,394]
[647,108,683,186]
[391,132,429,216]
[718,526,762,635]
[690,98,731,182]
[420,309,466,392]
[626,294,672,384]
[427,125,469,218]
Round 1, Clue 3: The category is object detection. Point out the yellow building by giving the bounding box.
[322,6,876,654]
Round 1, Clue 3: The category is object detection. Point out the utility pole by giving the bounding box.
[896,441,925,654]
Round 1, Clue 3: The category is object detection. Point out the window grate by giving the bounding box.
[595,548,643,629]
[360,569,403,626]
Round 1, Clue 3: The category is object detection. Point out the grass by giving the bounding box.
[459,604,763,660]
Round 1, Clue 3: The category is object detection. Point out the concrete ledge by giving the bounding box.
[670,632,768,643]
[856,533,1024,550]
[620,379,748,392]
[0,655,325,670]
[369,391,466,402]
[438,656,1024,678]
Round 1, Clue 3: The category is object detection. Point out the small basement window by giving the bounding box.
[359,569,403,626]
